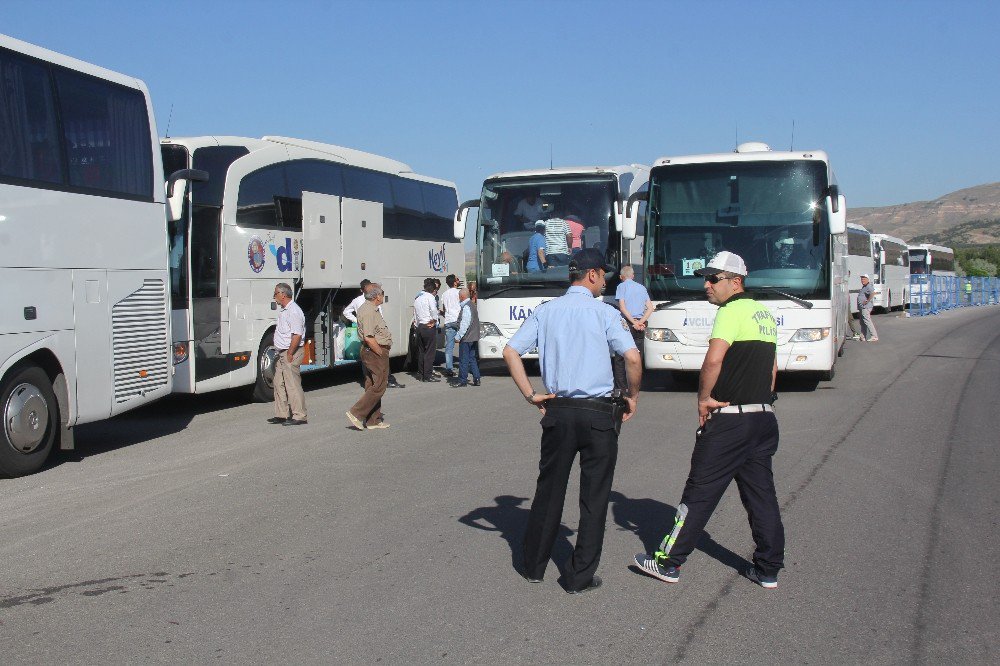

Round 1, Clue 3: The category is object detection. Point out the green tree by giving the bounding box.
[962,257,997,277]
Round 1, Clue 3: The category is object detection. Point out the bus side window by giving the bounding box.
[236,164,287,228]
[0,49,62,185]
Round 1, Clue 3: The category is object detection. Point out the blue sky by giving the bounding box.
[4,0,997,208]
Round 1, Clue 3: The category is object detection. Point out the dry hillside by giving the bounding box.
[850,182,1000,244]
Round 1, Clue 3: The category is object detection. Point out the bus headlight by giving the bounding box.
[480,322,503,338]
[789,328,830,342]
[173,342,189,365]
[645,328,679,342]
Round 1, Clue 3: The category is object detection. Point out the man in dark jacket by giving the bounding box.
[450,288,481,387]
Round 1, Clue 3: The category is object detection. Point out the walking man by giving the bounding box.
[439,274,462,377]
[268,282,307,426]
[504,249,642,593]
[346,283,392,430]
[858,274,878,342]
[635,251,784,589]
[414,277,440,382]
[450,287,481,387]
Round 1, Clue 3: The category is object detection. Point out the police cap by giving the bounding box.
[569,248,615,276]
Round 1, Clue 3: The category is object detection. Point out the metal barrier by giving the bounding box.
[909,275,1000,316]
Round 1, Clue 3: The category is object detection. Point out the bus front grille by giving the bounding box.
[112,279,169,403]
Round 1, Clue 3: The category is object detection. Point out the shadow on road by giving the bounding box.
[458,495,574,576]
[609,491,751,573]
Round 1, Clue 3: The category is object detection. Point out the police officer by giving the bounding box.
[503,248,642,594]
[635,251,785,589]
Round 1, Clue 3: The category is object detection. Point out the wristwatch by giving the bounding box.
[525,390,536,403]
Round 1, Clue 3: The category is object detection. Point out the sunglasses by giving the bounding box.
[704,274,736,284]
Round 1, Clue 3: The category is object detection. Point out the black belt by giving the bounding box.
[545,397,615,414]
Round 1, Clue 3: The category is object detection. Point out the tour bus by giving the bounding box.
[908,243,956,306]
[630,142,848,380]
[159,135,461,400]
[453,165,649,359]
[0,35,174,476]
[870,233,909,311]
[846,223,874,315]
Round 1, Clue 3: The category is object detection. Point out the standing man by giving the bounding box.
[504,249,642,594]
[346,283,392,430]
[450,287,481,388]
[858,274,878,342]
[615,265,654,354]
[634,252,783,588]
[268,282,307,426]
[413,277,440,382]
[344,280,404,388]
[439,274,462,377]
[526,221,547,273]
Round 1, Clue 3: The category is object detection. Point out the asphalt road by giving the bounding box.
[2,307,998,664]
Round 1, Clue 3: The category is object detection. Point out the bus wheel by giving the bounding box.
[818,364,836,381]
[0,366,58,478]
[252,331,277,403]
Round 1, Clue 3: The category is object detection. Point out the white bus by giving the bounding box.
[159,135,461,400]
[846,222,873,315]
[1,34,173,476]
[908,243,956,306]
[453,165,649,359]
[871,233,909,311]
[633,142,848,380]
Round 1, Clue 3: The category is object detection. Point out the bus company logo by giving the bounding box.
[247,236,266,273]
[682,316,714,327]
[269,237,299,273]
[429,244,448,273]
[509,301,548,321]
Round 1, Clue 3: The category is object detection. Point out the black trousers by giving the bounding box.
[416,324,437,380]
[523,404,619,590]
[662,412,784,576]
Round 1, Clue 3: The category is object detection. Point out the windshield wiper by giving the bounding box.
[654,296,706,310]
[482,283,552,299]
[754,287,814,309]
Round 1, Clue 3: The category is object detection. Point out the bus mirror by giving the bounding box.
[454,199,479,240]
[623,191,648,240]
[827,194,847,234]
[166,169,208,222]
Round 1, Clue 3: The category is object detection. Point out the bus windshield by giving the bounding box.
[909,250,928,275]
[645,160,831,302]
[476,176,619,293]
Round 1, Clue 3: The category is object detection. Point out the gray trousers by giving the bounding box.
[859,307,878,341]
[274,346,307,420]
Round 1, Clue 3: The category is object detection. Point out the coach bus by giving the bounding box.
[846,223,874,315]
[909,243,956,307]
[871,233,909,311]
[1,34,176,476]
[631,142,848,380]
[453,165,649,359]
[159,135,461,401]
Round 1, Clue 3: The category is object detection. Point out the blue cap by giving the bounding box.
[569,248,615,275]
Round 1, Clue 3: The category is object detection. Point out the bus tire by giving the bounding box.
[0,365,58,478]
[252,330,277,403]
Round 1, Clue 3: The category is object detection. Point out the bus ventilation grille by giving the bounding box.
[112,279,169,403]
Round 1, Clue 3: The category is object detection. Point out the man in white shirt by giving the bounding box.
[268,282,307,426]
[413,277,440,382]
[515,193,545,229]
[438,274,462,377]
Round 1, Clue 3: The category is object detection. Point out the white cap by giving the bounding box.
[861,274,870,279]
[694,251,747,277]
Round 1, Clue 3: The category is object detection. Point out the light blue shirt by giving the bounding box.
[507,286,636,398]
[615,278,651,319]
[526,232,546,272]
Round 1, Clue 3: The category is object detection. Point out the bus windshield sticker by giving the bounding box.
[492,263,510,277]
[682,259,704,276]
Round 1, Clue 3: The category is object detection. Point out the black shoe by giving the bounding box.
[566,575,602,594]
[387,381,405,388]
[266,417,287,424]
[283,419,307,426]
[422,377,441,383]
[472,379,481,386]
[441,369,455,377]
[521,572,543,584]
[450,381,468,388]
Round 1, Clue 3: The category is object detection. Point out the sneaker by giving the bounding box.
[345,412,365,430]
[472,379,481,386]
[441,369,455,377]
[450,381,468,388]
[634,553,680,583]
[869,337,879,342]
[744,566,778,589]
[367,421,391,429]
